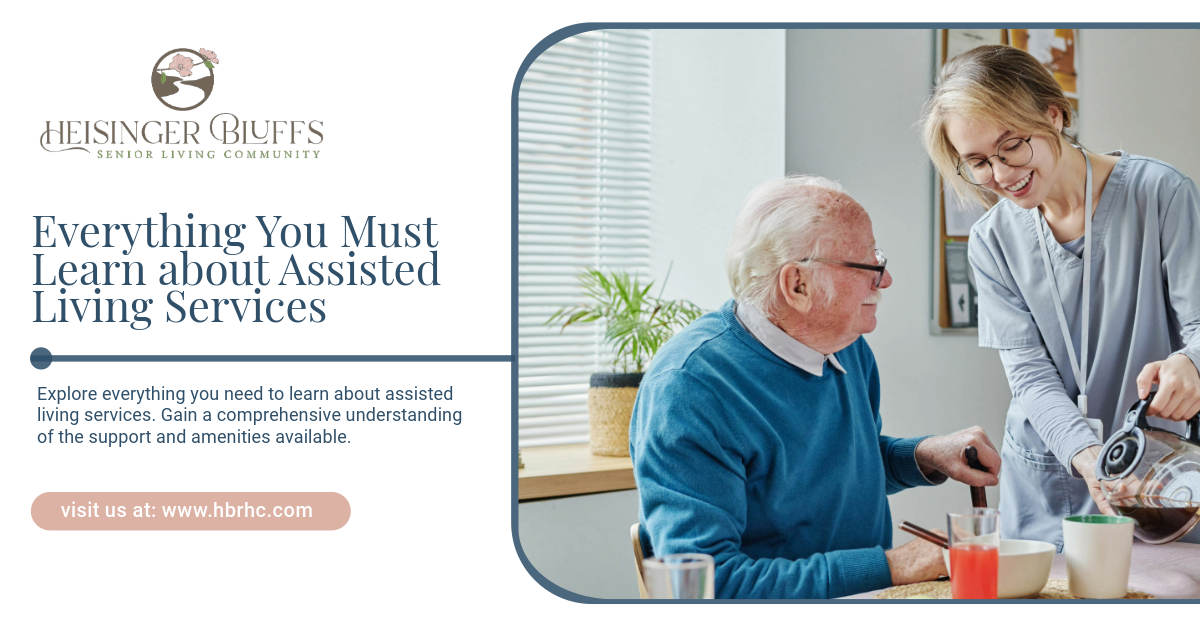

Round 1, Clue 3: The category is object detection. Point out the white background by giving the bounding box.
[2,2,1197,626]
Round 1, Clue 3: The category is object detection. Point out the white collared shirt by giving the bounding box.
[734,302,847,377]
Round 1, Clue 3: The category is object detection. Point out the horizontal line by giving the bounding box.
[50,355,513,363]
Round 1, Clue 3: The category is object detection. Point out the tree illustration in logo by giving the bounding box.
[151,48,220,111]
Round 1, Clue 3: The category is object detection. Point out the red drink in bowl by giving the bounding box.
[949,543,998,599]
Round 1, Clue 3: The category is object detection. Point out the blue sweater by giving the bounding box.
[629,300,939,599]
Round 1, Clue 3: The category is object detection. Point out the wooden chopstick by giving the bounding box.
[899,520,950,549]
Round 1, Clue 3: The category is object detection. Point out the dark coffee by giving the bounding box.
[1114,501,1200,544]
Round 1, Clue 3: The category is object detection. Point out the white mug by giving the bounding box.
[1062,515,1135,599]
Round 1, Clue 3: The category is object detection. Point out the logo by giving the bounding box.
[41,47,324,159]
[151,48,219,111]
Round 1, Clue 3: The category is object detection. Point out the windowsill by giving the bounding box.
[518,443,635,501]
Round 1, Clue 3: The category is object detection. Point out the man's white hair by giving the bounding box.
[724,175,855,318]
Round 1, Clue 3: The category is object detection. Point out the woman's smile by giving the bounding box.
[1002,171,1034,198]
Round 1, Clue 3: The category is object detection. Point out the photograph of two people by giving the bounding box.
[515,28,1200,601]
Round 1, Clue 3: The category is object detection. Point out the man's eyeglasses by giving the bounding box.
[798,249,887,287]
[956,136,1034,186]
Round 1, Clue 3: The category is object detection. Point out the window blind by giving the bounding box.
[517,30,652,448]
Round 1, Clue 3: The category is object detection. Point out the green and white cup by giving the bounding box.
[1062,515,1135,599]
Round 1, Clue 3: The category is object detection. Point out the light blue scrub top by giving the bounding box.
[968,152,1200,549]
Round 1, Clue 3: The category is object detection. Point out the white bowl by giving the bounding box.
[942,539,1055,599]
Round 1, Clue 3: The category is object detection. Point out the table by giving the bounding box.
[517,443,635,501]
[845,541,1200,599]
[1050,541,1200,599]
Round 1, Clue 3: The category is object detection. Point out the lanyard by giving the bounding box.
[1034,146,1093,417]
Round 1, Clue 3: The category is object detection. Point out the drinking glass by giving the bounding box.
[947,508,1000,599]
[643,553,715,599]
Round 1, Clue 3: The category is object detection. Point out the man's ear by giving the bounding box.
[778,264,813,315]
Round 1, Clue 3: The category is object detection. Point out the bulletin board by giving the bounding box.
[930,29,1080,334]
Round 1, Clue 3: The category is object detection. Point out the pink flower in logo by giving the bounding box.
[199,48,219,64]
[170,54,194,77]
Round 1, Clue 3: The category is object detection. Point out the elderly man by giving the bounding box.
[629,175,1001,599]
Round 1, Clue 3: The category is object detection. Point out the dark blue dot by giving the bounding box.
[255,288,261,294]
[94,288,101,294]
[349,251,355,258]
[30,348,52,370]
[59,288,66,294]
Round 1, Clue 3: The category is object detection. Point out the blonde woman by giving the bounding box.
[920,45,1200,548]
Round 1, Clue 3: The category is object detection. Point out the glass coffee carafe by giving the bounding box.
[1097,392,1200,544]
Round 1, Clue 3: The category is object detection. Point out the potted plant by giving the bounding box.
[547,268,703,456]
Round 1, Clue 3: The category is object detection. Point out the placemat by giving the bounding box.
[874,579,1153,600]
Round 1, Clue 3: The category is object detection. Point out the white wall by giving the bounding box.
[649,29,787,309]
[785,29,1010,531]
[1077,30,1200,176]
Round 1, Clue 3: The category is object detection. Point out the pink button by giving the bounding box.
[32,492,350,530]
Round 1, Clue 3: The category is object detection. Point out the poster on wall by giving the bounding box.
[943,186,988,237]
[1009,29,1079,110]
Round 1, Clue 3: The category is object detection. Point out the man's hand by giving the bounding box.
[1137,354,1200,421]
[1071,445,1117,516]
[915,426,1000,487]
[886,533,948,586]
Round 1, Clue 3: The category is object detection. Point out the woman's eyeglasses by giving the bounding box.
[956,136,1034,186]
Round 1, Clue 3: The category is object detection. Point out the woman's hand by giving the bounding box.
[1071,445,1117,516]
[915,426,1001,487]
[1137,354,1200,420]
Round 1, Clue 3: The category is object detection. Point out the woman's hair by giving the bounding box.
[919,45,1077,208]
[725,175,854,317]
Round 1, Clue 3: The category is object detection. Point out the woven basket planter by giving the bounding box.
[587,372,644,457]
